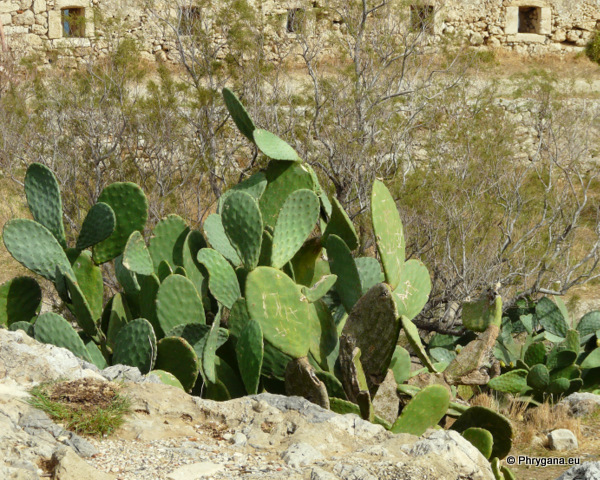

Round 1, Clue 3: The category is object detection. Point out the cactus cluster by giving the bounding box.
[1,88,514,461]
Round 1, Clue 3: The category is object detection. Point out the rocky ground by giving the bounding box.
[0,328,598,480]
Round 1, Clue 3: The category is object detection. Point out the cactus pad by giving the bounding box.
[222,87,256,142]
[182,230,208,299]
[71,250,104,322]
[155,336,200,392]
[236,318,264,394]
[112,318,157,374]
[527,364,550,390]
[24,163,67,248]
[197,248,241,309]
[76,202,116,251]
[390,384,450,435]
[487,369,529,394]
[371,179,404,290]
[355,257,384,294]
[393,259,431,321]
[150,369,185,390]
[523,342,546,367]
[462,294,502,332]
[253,128,301,161]
[326,234,362,313]
[536,296,568,339]
[462,427,493,459]
[64,272,100,339]
[301,274,337,303]
[322,196,359,250]
[34,312,92,363]
[123,231,154,276]
[390,345,412,384]
[402,316,437,372]
[0,277,41,326]
[580,348,600,369]
[156,274,205,336]
[148,215,189,272]
[245,266,310,358]
[222,191,263,270]
[218,171,267,213]
[202,310,221,384]
[203,213,242,265]
[576,311,600,338]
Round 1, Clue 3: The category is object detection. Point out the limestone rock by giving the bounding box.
[51,448,116,480]
[556,462,600,480]
[561,392,600,417]
[548,429,578,451]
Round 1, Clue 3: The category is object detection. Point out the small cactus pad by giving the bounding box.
[390,384,450,435]
[259,161,315,229]
[0,277,41,326]
[355,257,384,294]
[64,272,100,339]
[523,342,546,367]
[329,398,391,430]
[253,128,301,161]
[71,250,104,321]
[576,311,600,338]
[157,260,173,281]
[393,259,431,321]
[203,214,242,265]
[536,296,568,339]
[290,237,323,287]
[150,369,185,390]
[222,191,263,270]
[156,274,205,336]
[342,283,400,394]
[402,316,437,372]
[450,406,513,459]
[301,274,337,303]
[307,299,338,370]
[326,234,362,313]
[245,266,310,359]
[462,427,494,459]
[563,329,580,353]
[123,231,154,276]
[34,312,92,363]
[527,364,550,390]
[236,318,264,394]
[106,293,132,350]
[112,318,157,374]
[148,215,189,272]
[24,163,67,248]
[285,356,330,410]
[462,293,503,332]
[580,348,600,369]
[85,340,108,370]
[390,346,412,385]
[547,347,577,370]
[202,310,222,383]
[115,254,141,297]
[548,377,571,394]
[138,273,161,335]
[322,196,359,250]
[155,336,200,392]
[371,180,404,290]
[271,189,320,269]
[76,202,116,250]
[182,230,208,299]
[9,321,35,335]
[222,87,256,142]
[197,248,241,309]
[486,369,529,394]
[3,219,74,282]
[218,171,268,214]
[92,182,148,264]
[167,322,229,360]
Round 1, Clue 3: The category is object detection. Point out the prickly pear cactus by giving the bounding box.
[390,384,450,435]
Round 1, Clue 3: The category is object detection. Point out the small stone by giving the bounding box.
[311,467,339,480]
[548,429,578,451]
[281,442,324,467]
[557,462,600,480]
[167,462,225,480]
[231,432,247,447]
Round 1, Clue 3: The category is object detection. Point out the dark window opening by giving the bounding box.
[286,8,305,33]
[178,6,201,34]
[410,5,434,33]
[61,7,85,38]
[518,6,541,33]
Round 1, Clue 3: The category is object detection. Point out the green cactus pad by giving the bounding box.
[0,277,41,326]
[85,340,108,369]
[547,347,577,370]
[115,254,141,298]
[402,316,437,372]
[156,274,205,336]
[138,273,161,336]
[228,298,251,340]
[501,466,516,480]
[9,321,35,336]
[462,427,494,459]
[122,231,154,276]
[202,310,221,384]
[307,299,338,370]
[450,406,513,459]
[245,266,310,359]
[548,377,570,394]
[290,237,323,287]
[462,294,502,332]
[236,318,264,394]
[487,369,529,394]
[150,369,185,390]
[182,230,208,299]
[167,323,229,359]
[355,257,384,294]
[259,161,315,229]
[148,215,189,272]
[222,87,256,141]
[430,347,457,364]
[550,365,581,381]
[70,250,104,321]
[580,348,600,369]
[258,229,274,267]
[536,296,568,339]
[301,274,337,303]
[253,129,301,161]
[576,311,600,338]
[527,364,550,390]
[390,385,450,435]
[371,180,404,290]
[222,191,263,270]
[34,312,92,363]
[106,293,132,350]
[155,336,200,392]
[3,219,75,282]
[393,259,431,321]
[64,272,100,339]
[218,171,268,213]
[491,457,502,480]
[523,342,546,367]
[563,329,580,352]
[156,261,173,282]
[315,370,346,399]
[112,318,157,374]
[342,283,399,394]
[271,189,320,269]
[202,213,242,266]
[326,234,362,313]
[390,346,412,384]
[322,197,359,250]
[197,248,241,309]
[328,398,391,430]
[92,182,148,264]
[76,202,116,251]
[24,163,67,249]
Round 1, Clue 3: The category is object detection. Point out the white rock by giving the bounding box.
[167,462,225,480]
[548,429,578,451]
[282,442,325,467]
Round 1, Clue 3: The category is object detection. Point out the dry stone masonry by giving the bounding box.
[1,0,600,66]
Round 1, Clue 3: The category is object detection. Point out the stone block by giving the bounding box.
[0,2,18,14]
[0,13,11,25]
[539,7,552,34]
[14,9,35,26]
[48,9,61,39]
[505,6,518,35]
[548,429,578,451]
[4,25,28,34]
[33,0,46,14]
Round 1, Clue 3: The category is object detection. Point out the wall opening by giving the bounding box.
[518,6,541,33]
[410,5,434,33]
[61,7,85,38]
[178,6,201,34]
[286,8,305,33]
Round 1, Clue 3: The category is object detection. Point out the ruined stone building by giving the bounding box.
[0,0,599,65]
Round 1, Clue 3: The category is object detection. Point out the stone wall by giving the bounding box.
[1,0,599,65]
